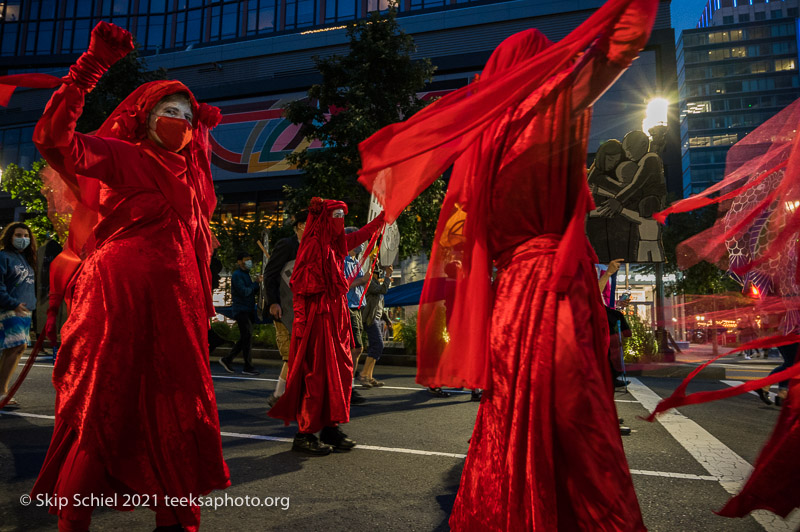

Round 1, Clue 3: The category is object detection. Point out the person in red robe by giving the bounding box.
[0,22,230,532]
[269,197,384,455]
[357,0,657,528]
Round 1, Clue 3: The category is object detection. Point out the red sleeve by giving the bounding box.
[33,82,118,184]
[345,213,385,252]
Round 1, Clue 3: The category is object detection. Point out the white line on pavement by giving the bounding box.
[721,380,779,397]
[627,377,800,532]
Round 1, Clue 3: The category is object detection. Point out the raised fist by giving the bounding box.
[87,21,134,66]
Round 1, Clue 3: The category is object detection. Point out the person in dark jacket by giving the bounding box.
[358,265,392,387]
[264,211,307,407]
[219,251,261,375]
[0,222,37,407]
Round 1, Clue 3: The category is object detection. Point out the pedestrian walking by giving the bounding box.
[219,251,261,376]
[359,265,393,387]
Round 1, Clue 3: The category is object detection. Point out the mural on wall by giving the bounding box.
[586,131,667,263]
[208,90,456,182]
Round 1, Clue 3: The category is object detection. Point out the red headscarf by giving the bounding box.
[39,80,222,322]
[290,197,350,299]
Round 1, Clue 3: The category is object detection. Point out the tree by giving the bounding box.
[660,205,740,295]
[1,41,166,240]
[282,5,443,259]
[1,160,56,243]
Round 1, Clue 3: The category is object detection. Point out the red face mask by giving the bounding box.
[153,116,192,152]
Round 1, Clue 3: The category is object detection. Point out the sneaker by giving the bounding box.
[320,426,357,451]
[471,389,483,402]
[357,376,373,388]
[266,394,279,409]
[218,358,234,374]
[744,354,752,360]
[351,389,366,405]
[292,433,333,456]
[242,367,260,376]
[368,377,385,387]
[427,387,451,398]
[755,388,773,406]
[619,425,632,436]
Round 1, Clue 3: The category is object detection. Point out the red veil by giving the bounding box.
[358,0,656,389]
[648,99,800,418]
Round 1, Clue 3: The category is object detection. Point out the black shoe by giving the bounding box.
[775,395,783,407]
[755,388,773,405]
[242,367,260,376]
[320,426,357,451]
[218,358,234,374]
[351,389,366,405]
[619,425,632,436]
[471,389,483,402]
[618,417,625,424]
[428,387,451,398]
[153,526,184,532]
[613,378,629,388]
[292,433,333,456]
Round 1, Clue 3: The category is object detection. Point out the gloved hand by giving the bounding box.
[67,21,134,91]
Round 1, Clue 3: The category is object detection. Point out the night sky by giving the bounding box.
[671,0,711,32]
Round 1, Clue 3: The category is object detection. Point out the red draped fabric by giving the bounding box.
[358,0,657,528]
[268,198,384,433]
[0,22,230,531]
[649,98,800,519]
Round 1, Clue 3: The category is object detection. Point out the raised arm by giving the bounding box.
[33,22,134,183]
[345,212,386,252]
[570,0,658,114]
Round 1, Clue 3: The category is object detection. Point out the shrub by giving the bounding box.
[396,313,417,356]
[624,311,660,363]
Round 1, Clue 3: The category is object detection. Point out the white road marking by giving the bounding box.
[627,377,800,532]
[0,411,735,475]
[721,380,778,397]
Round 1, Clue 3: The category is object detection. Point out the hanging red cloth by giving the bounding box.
[358,0,657,529]
[648,98,800,519]
[1,22,229,531]
[268,197,384,433]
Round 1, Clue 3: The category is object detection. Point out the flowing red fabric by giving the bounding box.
[268,198,385,433]
[3,22,230,531]
[649,97,800,519]
[359,0,657,529]
[359,0,657,392]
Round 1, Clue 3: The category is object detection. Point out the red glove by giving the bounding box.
[67,22,134,91]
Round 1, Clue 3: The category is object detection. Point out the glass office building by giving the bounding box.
[678,0,800,195]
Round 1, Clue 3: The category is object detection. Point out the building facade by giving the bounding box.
[678,0,800,195]
[0,0,680,225]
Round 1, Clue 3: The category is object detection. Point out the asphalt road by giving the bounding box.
[1,358,798,532]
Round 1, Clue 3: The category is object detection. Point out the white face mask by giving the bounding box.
[12,237,30,251]
[243,260,253,270]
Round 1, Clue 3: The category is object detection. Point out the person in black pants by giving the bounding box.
[220,251,261,376]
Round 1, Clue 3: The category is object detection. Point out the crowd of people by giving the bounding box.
[0,1,798,529]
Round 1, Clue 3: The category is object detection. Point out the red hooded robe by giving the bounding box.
[14,22,230,532]
[269,198,384,433]
[357,0,658,529]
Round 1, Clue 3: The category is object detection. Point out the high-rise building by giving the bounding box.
[678,0,800,195]
[0,0,679,224]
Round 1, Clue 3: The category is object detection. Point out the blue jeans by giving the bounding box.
[771,343,798,390]
[365,320,384,361]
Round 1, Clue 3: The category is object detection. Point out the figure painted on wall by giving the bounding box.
[586,130,667,263]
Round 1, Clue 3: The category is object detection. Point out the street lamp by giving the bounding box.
[643,97,669,154]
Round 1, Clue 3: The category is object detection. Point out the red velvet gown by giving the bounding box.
[29,79,229,530]
[269,199,384,433]
[357,1,657,529]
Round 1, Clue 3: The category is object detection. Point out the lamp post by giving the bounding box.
[644,98,674,361]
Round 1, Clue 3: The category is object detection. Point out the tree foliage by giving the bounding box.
[1,160,55,243]
[211,212,270,272]
[283,6,443,259]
